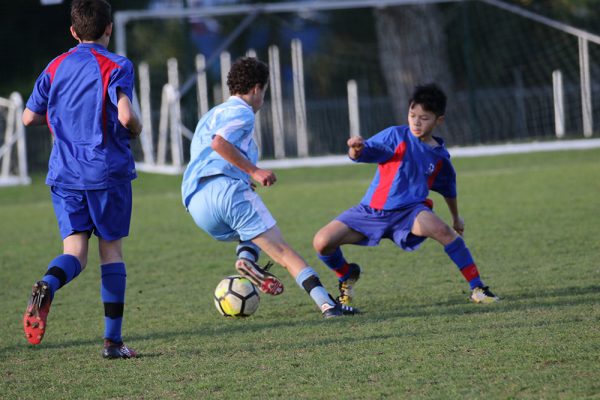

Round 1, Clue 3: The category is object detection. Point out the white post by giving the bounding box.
[157,84,171,166]
[213,83,223,105]
[220,51,231,101]
[167,58,183,167]
[269,45,285,159]
[196,54,209,119]
[347,80,360,137]
[11,93,28,183]
[0,93,30,185]
[292,39,308,157]
[579,37,593,137]
[246,48,262,156]
[552,70,565,138]
[1,96,15,177]
[138,62,155,165]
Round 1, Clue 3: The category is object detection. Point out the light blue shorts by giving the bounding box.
[187,175,276,242]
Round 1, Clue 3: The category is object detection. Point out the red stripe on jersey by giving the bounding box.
[46,50,75,82]
[91,49,121,142]
[45,50,75,135]
[427,159,444,188]
[370,141,407,210]
[460,264,480,281]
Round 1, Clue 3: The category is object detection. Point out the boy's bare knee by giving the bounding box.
[312,233,330,255]
[436,224,458,244]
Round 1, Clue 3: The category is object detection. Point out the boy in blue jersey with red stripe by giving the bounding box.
[313,83,499,306]
[21,0,142,359]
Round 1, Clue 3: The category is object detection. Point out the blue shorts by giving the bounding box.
[187,175,276,242]
[50,183,132,241]
[336,203,432,251]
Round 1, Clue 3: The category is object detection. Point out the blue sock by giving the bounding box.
[42,254,82,298]
[101,263,126,343]
[444,237,483,290]
[236,241,260,263]
[295,267,335,309]
[317,248,352,281]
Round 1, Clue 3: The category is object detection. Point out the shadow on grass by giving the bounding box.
[3,284,599,358]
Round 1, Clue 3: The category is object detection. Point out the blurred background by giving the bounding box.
[0,0,599,174]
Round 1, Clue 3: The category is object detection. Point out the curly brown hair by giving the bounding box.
[71,0,112,41]
[227,57,269,95]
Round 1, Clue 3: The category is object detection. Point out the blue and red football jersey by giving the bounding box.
[26,43,137,190]
[353,125,456,210]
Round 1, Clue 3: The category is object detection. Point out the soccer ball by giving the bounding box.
[214,275,260,317]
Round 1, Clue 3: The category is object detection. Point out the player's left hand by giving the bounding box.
[453,216,465,235]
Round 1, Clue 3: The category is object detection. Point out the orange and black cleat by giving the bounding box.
[23,281,52,345]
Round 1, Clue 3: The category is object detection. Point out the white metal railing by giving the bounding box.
[0,92,30,187]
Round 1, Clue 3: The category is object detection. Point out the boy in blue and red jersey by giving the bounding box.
[21,0,142,359]
[313,83,499,306]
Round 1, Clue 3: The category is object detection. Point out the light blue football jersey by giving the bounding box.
[182,96,258,208]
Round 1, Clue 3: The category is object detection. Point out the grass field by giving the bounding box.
[1,149,600,399]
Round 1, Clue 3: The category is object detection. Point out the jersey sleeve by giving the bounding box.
[25,70,52,114]
[108,59,134,107]
[430,158,457,198]
[213,107,254,143]
[353,127,396,163]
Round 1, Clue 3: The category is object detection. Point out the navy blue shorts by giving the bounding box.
[50,183,132,241]
[336,203,432,251]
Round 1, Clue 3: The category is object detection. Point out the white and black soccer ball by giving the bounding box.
[214,275,260,317]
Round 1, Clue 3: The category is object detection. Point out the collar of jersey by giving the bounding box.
[228,96,252,111]
[75,43,107,51]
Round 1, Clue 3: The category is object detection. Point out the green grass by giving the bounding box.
[1,149,600,399]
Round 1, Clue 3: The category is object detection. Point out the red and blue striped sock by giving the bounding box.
[317,247,351,281]
[444,237,483,290]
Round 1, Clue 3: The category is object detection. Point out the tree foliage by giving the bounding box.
[0,0,150,96]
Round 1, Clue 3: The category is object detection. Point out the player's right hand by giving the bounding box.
[347,136,364,158]
[252,168,277,187]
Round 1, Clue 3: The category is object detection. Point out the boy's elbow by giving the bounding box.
[22,114,33,126]
[22,109,40,126]
[119,111,140,131]
[118,110,132,128]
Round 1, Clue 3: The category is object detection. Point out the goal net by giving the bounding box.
[114,0,599,171]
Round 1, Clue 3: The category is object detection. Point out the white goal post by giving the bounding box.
[115,0,599,175]
[0,93,30,187]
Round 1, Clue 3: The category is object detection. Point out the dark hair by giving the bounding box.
[409,83,447,116]
[71,0,112,41]
[227,57,269,95]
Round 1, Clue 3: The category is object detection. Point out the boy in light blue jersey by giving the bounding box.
[21,0,141,359]
[313,84,499,306]
[182,57,358,318]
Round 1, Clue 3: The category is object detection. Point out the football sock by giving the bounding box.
[41,254,82,298]
[444,237,483,289]
[317,248,351,280]
[101,263,126,343]
[236,241,261,263]
[295,267,336,308]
